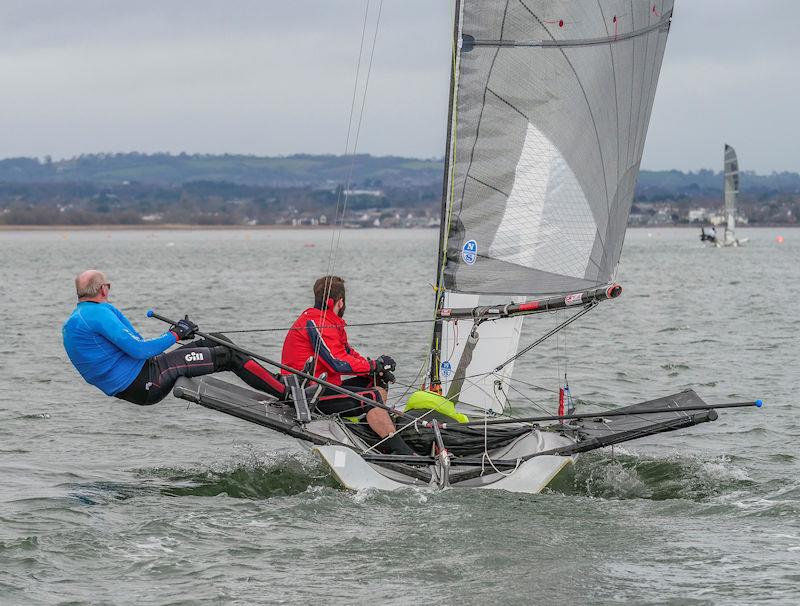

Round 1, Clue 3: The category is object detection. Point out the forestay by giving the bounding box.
[433,1,674,411]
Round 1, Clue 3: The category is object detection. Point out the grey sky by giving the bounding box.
[0,1,797,172]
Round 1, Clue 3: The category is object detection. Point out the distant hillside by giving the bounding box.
[2,152,798,226]
[637,169,800,201]
[0,153,442,188]
[0,152,798,199]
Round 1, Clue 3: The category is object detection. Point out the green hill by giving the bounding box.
[0,153,443,188]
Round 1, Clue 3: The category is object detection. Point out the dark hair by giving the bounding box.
[313,275,346,308]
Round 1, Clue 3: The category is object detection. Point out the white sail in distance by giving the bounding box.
[432,0,675,411]
[723,143,739,244]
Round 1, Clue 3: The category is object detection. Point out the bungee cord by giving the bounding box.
[481,412,521,478]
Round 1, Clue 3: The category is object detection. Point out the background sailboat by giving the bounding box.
[702,144,748,246]
[719,143,748,246]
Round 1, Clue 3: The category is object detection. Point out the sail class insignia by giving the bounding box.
[462,239,478,265]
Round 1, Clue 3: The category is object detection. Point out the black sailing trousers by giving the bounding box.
[114,342,231,406]
[115,336,290,406]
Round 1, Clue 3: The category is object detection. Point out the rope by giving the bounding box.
[386,358,429,407]
[212,296,590,344]
[555,310,561,401]
[504,374,680,427]
[503,381,552,416]
[310,1,370,371]
[326,0,384,279]
[313,0,384,375]
[481,413,520,477]
[211,317,438,334]
[359,407,434,455]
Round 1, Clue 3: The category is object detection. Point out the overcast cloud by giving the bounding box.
[0,0,797,172]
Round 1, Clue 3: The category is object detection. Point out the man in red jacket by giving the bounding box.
[281,275,414,455]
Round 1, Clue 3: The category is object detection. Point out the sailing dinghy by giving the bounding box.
[717,144,747,247]
[162,0,762,494]
[701,144,747,246]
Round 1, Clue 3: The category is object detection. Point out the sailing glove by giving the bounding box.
[170,315,198,341]
[370,356,396,386]
[380,369,396,385]
[375,355,396,372]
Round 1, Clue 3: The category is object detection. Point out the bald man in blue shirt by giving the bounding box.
[63,269,287,406]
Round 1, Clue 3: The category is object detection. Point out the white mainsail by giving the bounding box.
[723,143,740,245]
[432,0,675,412]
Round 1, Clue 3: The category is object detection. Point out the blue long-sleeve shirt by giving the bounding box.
[62,302,177,396]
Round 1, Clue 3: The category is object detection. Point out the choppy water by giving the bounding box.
[0,227,798,605]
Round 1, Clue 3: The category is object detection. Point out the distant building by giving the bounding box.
[687,208,708,223]
[343,189,383,197]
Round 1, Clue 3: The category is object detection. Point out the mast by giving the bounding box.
[429,0,463,389]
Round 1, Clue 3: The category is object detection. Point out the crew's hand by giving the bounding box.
[170,315,198,341]
[376,355,396,372]
[370,356,396,387]
[381,369,396,385]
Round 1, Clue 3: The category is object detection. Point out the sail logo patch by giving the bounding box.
[441,361,452,378]
[462,239,478,265]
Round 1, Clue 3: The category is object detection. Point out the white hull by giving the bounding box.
[313,429,576,495]
[714,237,748,248]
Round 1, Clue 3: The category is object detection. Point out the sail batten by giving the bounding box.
[439,0,674,297]
[463,12,671,49]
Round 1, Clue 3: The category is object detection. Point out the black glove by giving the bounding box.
[375,355,396,372]
[370,356,396,386]
[381,369,396,385]
[169,315,198,341]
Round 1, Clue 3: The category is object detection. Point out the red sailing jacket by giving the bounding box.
[281,306,372,386]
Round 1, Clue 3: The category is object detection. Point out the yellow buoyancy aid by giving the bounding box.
[404,390,469,424]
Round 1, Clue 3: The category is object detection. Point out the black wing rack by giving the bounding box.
[559,389,719,455]
[173,376,331,446]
